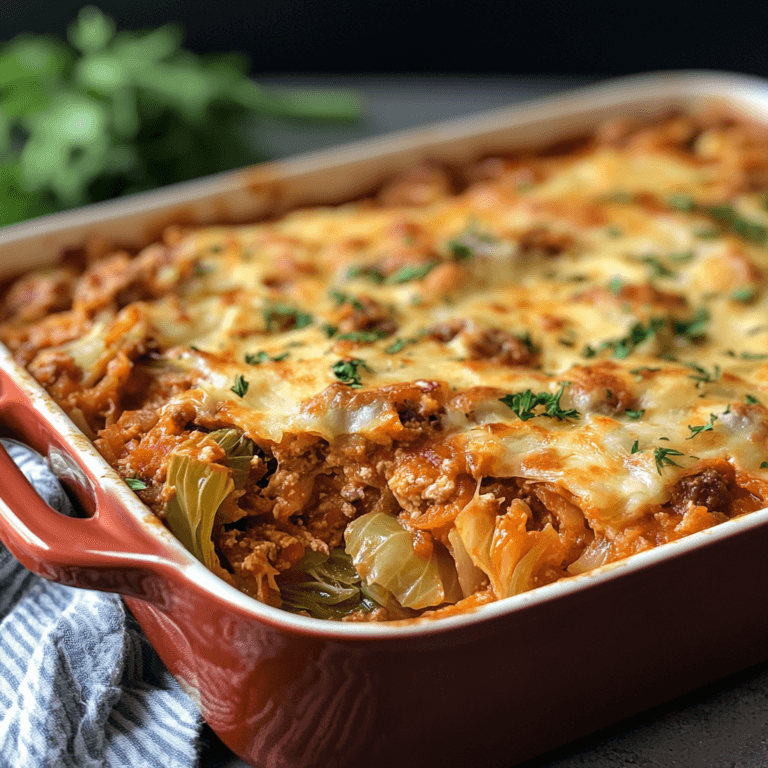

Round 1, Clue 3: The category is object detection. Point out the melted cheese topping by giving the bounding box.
[93,141,768,530]
[8,112,768,616]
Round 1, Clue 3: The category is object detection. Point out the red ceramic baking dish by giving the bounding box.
[3,71,768,768]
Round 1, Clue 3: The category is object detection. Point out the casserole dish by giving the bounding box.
[3,70,768,766]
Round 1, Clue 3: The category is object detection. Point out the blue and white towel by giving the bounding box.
[0,439,204,767]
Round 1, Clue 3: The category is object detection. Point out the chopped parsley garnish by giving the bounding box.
[731,287,757,303]
[683,361,721,386]
[446,239,475,261]
[606,226,623,238]
[583,318,665,360]
[346,264,385,283]
[746,394,761,404]
[263,303,313,332]
[125,477,147,490]
[694,227,720,239]
[687,413,718,439]
[608,276,623,294]
[322,323,338,338]
[499,385,580,422]
[673,307,710,339]
[668,250,696,263]
[385,336,418,354]
[639,255,677,279]
[331,358,371,388]
[668,196,768,245]
[244,351,289,365]
[741,351,768,361]
[329,290,366,311]
[625,409,645,419]
[653,446,684,474]
[386,262,438,284]
[335,329,389,344]
[230,374,249,398]
[761,462,768,469]
[630,440,641,454]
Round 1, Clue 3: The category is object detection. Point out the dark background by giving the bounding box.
[3,0,768,78]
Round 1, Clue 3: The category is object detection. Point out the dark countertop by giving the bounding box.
[200,74,768,768]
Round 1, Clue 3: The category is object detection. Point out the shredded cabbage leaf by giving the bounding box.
[208,428,254,489]
[165,451,234,569]
[345,511,462,610]
[276,548,377,620]
[455,496,565,599]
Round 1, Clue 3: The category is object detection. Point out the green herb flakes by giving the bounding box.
[332,358,371,388]
[125,477,147,490]
[230,374,249,398]
[687,413,718,439]
[653,446,684,474]
[499,386,579,422]
[625,409,645,419]
[244,351,289,365]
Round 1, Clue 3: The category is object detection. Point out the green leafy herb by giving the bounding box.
[761,462,768,469]
[244,350,289,365]
[0,7,361,226]
[741,351,768,361]
[346,264,385,284]
[653,446,684,474]
[694,227,720,239]
[668,250,696,263]
[125,477,147,490]
[608,276,623,294]
[385,336,418,354]
[606,226,623,238]
[731,287,757,303]
[625,409,645,419]
[667,194,696,211]
[687,413,718,439]
[583,318,665,360]
[499,385,580,422]
[386,262,438,284]
[630,440,641,454]
[263,302,313,332]
[446,239,475,261]
[683,361,721,386]
[230,374,249,398]
[335,329,389,344]
[746,394,761,404]
[639,255,677,279]
[673,307,710,339]
[329,290,366,311]
[321,323,338,338]
[331,358,371,388]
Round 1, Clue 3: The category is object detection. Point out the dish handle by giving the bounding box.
[0,436,183,608]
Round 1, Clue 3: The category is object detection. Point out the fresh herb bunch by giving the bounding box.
[0,6,361,226]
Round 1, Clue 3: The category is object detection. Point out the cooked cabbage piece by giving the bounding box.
[344,511,462,610]
[208,428,255,489]
[165,451,234,569]
[455,496,565,598]
[276,548,377,620]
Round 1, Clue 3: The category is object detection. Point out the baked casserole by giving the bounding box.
[3,110,768,621]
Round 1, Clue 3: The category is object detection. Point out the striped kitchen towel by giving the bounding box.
[0,439,204,768]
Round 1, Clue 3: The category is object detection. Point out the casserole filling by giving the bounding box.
[4,110,768,621]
